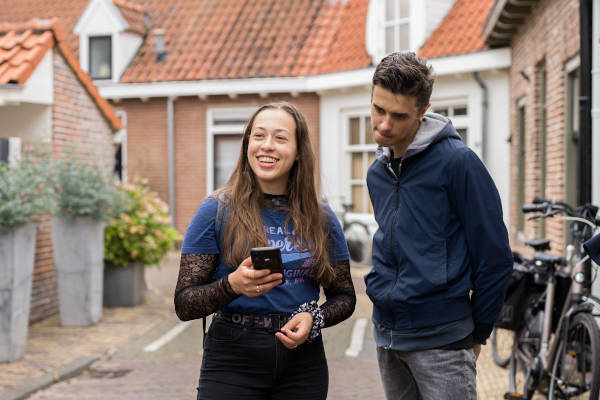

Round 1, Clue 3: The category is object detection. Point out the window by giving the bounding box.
[89,36,112,79]
[430,104,469,144]
[207,108,254,192]
[516,99,526,234]
[0,138,8,163]
[346,114,376,214]
[384,0,410,53]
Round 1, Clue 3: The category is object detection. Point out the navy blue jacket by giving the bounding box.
[364,114,512,344]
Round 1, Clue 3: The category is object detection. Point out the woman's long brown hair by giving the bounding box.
[214,102,334,287]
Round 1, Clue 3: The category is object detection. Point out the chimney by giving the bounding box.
[154,28,167,62]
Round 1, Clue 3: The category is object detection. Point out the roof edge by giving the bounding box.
[483,0,540,47]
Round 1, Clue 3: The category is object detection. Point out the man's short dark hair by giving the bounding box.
[372,52,434,110]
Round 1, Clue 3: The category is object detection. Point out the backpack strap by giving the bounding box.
[203,193,229,345]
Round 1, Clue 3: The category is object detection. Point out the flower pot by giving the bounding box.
[103,262,146,307]
[51,216,104,327]
[0,224,37,362]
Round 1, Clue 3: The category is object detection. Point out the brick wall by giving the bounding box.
[115,93,320,235]
[508,0,580,256]
[28,49,116,324]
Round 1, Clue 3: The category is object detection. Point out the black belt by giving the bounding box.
[215,310,292,332]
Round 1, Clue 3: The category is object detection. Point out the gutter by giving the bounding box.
[579,0,592,205]
[167,97,175,226]
[473,71,489,162]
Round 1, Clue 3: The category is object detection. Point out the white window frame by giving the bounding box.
[206,107,255,193]
[342,109,377,215]
[382,0,410,54]
[429,100,471,145]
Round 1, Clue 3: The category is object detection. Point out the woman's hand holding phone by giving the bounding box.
[228,257,283,297]
[275,312,313,349]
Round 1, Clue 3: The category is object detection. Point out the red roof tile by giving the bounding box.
[0,0,371,83]
[112,0,148,36]
[0,19,121,131]
[418,0,494,59]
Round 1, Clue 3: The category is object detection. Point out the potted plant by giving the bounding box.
[51,157,122,327]
[0,153,55,362]
[103,180,180,307]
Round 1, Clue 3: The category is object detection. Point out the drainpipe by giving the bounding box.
[167,96,176,227]
[579,0,592,205]
[473,71,488,163]
[592,0,600,207]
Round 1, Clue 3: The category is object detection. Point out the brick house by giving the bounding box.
[1,0,518,322]
[0,19,121,323]
[483,0,597,258]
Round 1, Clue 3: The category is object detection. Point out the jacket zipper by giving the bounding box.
[383,160,402,329]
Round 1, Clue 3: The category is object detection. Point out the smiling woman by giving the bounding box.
[247,108,298,195]
[174,102,356,400]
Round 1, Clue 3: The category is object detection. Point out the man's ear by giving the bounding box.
[418,103,431,119]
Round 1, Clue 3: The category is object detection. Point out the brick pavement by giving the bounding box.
[0,253,522,399]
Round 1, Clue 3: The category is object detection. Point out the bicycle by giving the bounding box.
[503,200,600,399]
[339,201,372,264]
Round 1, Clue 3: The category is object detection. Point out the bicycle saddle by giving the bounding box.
[525,239,550,251]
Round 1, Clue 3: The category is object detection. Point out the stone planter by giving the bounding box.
[51,216,104,327]
[0,224,37,362]
[103,262,146,307]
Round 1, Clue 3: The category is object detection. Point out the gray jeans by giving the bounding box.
[376,347,477,400]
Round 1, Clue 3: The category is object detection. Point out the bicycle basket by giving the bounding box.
[495,268,537,331]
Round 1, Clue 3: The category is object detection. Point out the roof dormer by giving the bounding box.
[74,0,148,83]
[366,0,456,62]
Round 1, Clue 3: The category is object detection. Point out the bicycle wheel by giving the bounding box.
[492,327,513,368]
[549,312,600,400]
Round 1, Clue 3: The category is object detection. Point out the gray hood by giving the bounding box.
[375,113,461,163]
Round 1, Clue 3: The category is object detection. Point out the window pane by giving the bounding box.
[385,26,395,54]
[434,108,449,116]
[367,151,376,167]
[385,0,395,21]
[349,117,360,145]
[399,0,410,18]
[89,37,111,79]
[456,128,467,143]
[365,117,375,144]
[454,106,468,116]
[352,185,364,213]
[351,153,363,180]
[398,23,409,51]
[214,135,242,189]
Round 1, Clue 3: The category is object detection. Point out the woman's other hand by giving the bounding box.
[227,257,283,297]
[275,312,313,349]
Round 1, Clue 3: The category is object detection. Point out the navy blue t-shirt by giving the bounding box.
[181,197,349,314]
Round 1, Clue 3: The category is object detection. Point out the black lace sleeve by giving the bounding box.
[321,259,356,328]
[174,253,239,321]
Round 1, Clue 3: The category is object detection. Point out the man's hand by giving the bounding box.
[473,344,482,360]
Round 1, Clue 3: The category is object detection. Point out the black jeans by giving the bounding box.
[197,316,328,400]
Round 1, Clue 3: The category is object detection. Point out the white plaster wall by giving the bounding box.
[0,104,52,142]
[0,51,53,105]
[115,32,143,80]
[424,0,455,44]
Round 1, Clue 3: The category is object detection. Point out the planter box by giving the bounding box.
[103,262,146,307]
[52,216,104,327]
[0,224,37,362]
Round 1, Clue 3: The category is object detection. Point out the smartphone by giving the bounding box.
[250,247,285,284]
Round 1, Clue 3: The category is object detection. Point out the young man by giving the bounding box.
[364,52,513,399]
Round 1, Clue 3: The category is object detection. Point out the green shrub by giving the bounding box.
[104,180,180,267]
[53,157,123,221]
[0,153,56,227]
